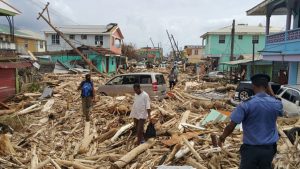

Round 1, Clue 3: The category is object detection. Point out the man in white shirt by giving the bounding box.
[130,83,151,145]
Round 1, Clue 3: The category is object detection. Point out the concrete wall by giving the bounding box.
[50,54,118,74]
[204,34,266,71]
[288,62,298,85]
[46,33,111,51]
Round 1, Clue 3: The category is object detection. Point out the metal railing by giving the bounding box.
[267,28,300,44]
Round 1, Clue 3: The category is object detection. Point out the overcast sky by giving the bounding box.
[5,0,286,53]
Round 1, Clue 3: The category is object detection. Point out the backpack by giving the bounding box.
[82,82,92,97]
[145,122,156,138]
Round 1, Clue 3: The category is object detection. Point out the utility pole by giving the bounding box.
[230,19,235,83]
[171,34,182,60]
[166,30,177,61]
[37,2,102,75]
[150,38,155,48]
[230,19,235,61]
[252,41,255,76]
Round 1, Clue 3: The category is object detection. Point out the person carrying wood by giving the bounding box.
[78,74,95,122]
[130,83,151,145]
[218,74,283,169]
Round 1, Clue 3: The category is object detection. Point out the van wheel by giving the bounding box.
[100,92,107,96]
[286,127,300,144]
[239,90,252,101]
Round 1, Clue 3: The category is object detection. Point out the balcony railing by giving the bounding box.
[267,28,300,44]
[0,41,16,50]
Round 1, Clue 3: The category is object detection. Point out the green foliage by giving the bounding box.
[28,83,40,92]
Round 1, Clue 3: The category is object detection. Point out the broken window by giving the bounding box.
[252,35,259,44]
[95,35,103,45]
[51,34,60,45]
[219,35,225,44]
[81,35,87,40]
[69,35,75,40]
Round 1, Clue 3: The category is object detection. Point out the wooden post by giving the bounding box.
[37,4,103,76]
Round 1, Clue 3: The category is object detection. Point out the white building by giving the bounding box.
[44,23,124,55]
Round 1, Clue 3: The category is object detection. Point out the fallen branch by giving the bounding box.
[165,144,181,163]
[96,128,118,143]
[186,157,207,169]
[178,110,190,133]
[111,122,134,143]
[79,132,97,154]
[175,141,194,159]
[113,139,156,168]
[183,137,203,162]
[31,145,38,169]
[55,159,93,169]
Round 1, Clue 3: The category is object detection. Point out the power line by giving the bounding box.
[29,0,80,25]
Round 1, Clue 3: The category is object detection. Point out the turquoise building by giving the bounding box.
[248,0,300,85]
[36,47,124,74]
[201,24,282,72]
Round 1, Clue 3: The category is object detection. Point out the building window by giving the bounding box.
[24,40,28,48]
[40,41,44,48]
[194,49,198,55]
[219,35,225,43]
[252,35,259,44]
[238,35,243,40]
[112,59,114,65]
[51,34,60,45]
[114,38,121,48]
[95,35,103,45]
[69,35,75,40]
[81,35,87,40]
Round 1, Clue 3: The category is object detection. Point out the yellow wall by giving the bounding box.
[15,37,41,53]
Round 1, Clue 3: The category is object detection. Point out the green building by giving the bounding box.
[137,47,163,62]
[201,24,282,72]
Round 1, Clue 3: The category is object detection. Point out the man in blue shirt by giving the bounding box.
[218,74,283,169]
[77,74,95,122]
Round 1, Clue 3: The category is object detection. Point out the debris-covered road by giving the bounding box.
[0,71,299,169]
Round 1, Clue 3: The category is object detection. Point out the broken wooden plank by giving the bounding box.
[113,139,156,168]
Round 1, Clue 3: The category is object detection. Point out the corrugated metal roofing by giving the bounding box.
[247,0,287,16]
[201,24,283,38]
[0,0,21,16]
[221,58,261,65]
[0,24,45,40]
[0,61,32,68]
[44,25,111,34]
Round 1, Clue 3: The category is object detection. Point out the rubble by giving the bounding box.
[0,72,298,169]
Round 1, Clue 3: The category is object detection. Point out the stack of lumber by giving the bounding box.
[0,73,298,169]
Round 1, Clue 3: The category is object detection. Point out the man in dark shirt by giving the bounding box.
[78,74,95,121]
[218,74,283,169]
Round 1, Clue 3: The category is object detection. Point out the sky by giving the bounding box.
[4,0,286,53]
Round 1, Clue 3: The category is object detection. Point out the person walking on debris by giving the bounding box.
[218,74,283,169]
[130,83,151,145]
[168,67,177,90]
[78,74,95,121]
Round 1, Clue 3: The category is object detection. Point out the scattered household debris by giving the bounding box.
[0,71,298,169]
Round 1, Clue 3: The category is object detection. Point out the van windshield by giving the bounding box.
[155,75,166,84]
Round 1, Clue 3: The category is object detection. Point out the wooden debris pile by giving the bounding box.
[0,73,298,169]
